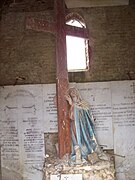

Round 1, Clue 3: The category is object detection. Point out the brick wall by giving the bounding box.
[0,11,56,86]
[69,5,135,82]
[0,5,135,86]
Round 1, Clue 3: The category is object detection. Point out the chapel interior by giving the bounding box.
[0,0,135,180]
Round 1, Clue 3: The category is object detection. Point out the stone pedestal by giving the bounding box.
[44,155,115,180]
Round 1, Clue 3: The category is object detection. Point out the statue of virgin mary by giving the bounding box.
[65,87,99,160]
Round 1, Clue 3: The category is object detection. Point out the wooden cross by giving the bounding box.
[26,0,89,158]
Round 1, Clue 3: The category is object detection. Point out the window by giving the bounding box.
[66,14,90,72]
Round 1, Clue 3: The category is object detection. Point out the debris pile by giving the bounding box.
[44,154,115,180]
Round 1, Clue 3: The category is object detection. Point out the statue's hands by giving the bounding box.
[65,94,73,105]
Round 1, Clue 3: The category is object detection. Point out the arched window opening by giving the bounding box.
[66,19,86,28]
[66,14,90,72]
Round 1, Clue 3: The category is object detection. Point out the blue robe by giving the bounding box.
[70,104,98,159]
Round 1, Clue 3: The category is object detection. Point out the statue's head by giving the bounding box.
[68,87,82,103]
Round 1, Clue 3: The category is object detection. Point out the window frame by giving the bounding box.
[65,13,91,72]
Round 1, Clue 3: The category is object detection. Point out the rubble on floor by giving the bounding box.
[44,153,115,180]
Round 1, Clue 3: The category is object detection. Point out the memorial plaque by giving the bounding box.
[112,80,135,180]
[18,85,44,180]
[50,175,60,180]
[1,86,21,171]
[50,174,82,180]
[43,84,58,132]
[77,82,113,149]
[0,85,45,180]
[61,174,82,180]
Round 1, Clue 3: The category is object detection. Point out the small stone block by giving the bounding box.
[87,152,99,164]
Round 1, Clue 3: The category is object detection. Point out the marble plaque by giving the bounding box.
[1,86,21,171]
[0,85,45,180]
[50,175,60,180]
[43,84,57,132]
[50,174,82,180]
[19,85,44,180]
[61,174,82,180]
[112,80,135,180]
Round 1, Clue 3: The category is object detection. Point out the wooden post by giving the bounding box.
[26,0,90,158]
[54,0,70,158]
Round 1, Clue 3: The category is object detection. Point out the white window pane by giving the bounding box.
[66,36,86,71]
[66,20,84,28]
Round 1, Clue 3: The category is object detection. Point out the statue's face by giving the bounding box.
[69,88,80,103]
[69,88,77,98]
